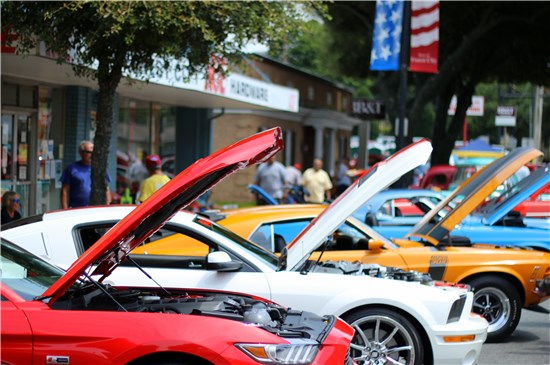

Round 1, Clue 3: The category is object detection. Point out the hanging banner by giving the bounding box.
[370,0,404,71]
[409,0,439,73]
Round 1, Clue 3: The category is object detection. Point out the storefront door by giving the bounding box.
[1,112,33,218]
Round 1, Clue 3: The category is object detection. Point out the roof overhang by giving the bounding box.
[1,53,299,112]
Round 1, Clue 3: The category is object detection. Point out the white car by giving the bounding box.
[2,136,488,365]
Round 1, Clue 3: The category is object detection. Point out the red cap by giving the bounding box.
[293,163,302,170]
[145,154,161,168]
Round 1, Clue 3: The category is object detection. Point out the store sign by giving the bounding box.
[448,95,485,116]
[36,47,300,113]
[143,58,300,113]
[1,30,17,53]
[352,98,386,120]
[495,105,517,127]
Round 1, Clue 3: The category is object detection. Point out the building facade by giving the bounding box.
[1,44,360,216]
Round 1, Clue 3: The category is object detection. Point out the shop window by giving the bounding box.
[307,85,315,101]
[117,97,151,203]
[326,92,333,106]
[1,83,17,106]
[19,86,36,108]
[158,104,176,176]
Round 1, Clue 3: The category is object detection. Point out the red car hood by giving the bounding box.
[43,128,284,302]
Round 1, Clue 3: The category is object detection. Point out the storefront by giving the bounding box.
[1,49,302,217]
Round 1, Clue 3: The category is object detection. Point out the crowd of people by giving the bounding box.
[253,156,354,205]
[1,138,354,226]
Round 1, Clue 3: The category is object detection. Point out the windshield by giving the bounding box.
[1,238,68,300]
[193,216,280,269]
[475,167,549,217]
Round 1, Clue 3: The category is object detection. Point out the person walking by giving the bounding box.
[286,163,302,187]
[1,191,22,224]
[334,157,351,197]
[254,156,288,204]
[137,154,171,203]
[60,140,111,208]
[302,158,333,204]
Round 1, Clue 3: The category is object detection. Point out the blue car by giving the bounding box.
[376,166,550,251]
[351,189,445,227]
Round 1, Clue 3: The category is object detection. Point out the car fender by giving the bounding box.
[277,273,463,329]
[110,338,229,365]
[448,265,527,296]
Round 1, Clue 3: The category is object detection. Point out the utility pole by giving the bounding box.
[394,1,411,188]
[533,85,543,151]
[396,1,411,153]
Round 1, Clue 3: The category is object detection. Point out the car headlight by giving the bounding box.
[447,294,467,324]
[236,338,320,364]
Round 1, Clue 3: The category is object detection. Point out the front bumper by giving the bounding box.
[428,313,488,365]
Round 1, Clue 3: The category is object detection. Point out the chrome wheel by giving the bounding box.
[472,286,511,333]
[346,310,421,365]
[467,275,521,342]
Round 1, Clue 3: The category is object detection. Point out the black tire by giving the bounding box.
[466,275,521,343]
[342,308,424,365]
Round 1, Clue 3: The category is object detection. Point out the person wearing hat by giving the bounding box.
[286,163,302,187]
[137,154,171,203]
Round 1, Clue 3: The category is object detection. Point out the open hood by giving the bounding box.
[281,139,432,271]
[406,146,543,244]
[43,128,284,302]
[477,165,549,225]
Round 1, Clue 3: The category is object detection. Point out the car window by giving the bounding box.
[378,201,392,216]
[271,220,310,244]
[133,228,211,257]
[193,217,279,270]
[1,238,67,300]
[252,219,376,252]
[250,225,273,251]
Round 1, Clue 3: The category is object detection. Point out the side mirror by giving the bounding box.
[367,240,384,251]
[205,251,243,272]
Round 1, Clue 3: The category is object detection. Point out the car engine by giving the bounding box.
[310,260,433,284]
[53,283,336,339]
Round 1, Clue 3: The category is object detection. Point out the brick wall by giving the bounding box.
[210,114,303,205]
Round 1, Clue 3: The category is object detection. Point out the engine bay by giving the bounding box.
[52,283,335,340]
[310,260,433,283]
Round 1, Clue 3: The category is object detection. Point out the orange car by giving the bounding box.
[219,146,550,343]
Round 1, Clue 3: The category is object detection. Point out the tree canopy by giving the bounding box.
[270,1,550,163]
[2,0,325,204]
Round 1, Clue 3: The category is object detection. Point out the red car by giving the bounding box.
[1,128,354,365]
[513,181,550,218]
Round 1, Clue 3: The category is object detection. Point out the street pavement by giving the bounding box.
[478,299,550,365]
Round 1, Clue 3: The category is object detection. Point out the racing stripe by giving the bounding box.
[428,254,448,280]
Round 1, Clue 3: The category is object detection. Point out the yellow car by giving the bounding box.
[219,146,550,343]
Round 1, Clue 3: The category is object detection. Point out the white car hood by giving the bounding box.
[281,139,433,271]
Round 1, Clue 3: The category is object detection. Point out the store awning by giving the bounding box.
[1,53,299,113]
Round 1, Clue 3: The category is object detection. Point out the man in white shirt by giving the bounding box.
[302,158,332,203]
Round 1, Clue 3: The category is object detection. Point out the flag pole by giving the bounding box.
[397,0,411,152]
[395,0,411,187]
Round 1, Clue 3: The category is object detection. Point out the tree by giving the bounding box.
[2,1,325,205]
[288,1,550,163]
[408,2,550,164]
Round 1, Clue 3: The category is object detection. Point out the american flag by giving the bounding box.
[370,0,404,71]
[409,1,439,73]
